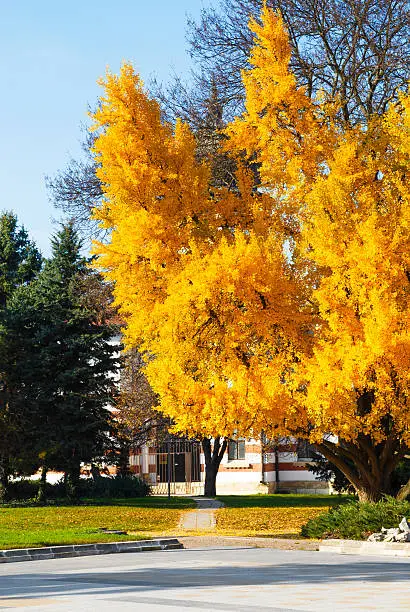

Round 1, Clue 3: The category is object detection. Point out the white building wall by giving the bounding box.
[214,470,263,494]
[263,469,319,482]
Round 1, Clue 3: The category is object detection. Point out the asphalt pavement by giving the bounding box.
[0,546,409,611]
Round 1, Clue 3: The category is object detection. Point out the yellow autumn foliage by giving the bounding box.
[90,8,409,455]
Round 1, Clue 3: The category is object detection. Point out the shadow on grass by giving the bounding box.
[81,496,196,509]
[1,496,196,510]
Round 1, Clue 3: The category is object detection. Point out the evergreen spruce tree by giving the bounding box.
[25,222,119,500]
[0,212,42,501]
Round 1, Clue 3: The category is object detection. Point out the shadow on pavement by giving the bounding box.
[1,555,409,606]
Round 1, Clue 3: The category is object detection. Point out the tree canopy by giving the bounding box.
[48,0,410,237]
[185,0,410,124]
[90,7,409,501]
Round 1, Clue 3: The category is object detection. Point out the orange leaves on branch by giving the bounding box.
[143,232,311,437]
[225,7,336,207]
[91,8,410,448]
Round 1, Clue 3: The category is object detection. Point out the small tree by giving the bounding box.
[112,349,163,476]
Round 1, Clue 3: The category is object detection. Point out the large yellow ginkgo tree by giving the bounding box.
[91,7,409,501]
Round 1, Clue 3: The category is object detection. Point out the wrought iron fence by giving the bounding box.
[130,439,203,495]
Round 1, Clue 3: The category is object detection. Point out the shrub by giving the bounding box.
[7,479,66,501]
[301,497,410,540]
[5,475,150,502]
[79,475,150,499]
[7,479,38,501]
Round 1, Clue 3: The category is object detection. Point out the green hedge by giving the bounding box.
[79,475,150,498]
[7,479,65,501]
[6,475,150,502]
[301,497,410,540]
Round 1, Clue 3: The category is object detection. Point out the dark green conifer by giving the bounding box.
[29,222,119,499]
[0,212,42,500]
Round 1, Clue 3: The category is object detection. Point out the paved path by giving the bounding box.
[0,547,409,611]
[179,535,319,551]
[178,496,224,531]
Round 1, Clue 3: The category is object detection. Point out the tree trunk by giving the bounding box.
[274,446,280,490]
[202,437,227,497]
[0,456,10,503]
[90,463,101,481]
[204,462,218,497]
[355,487,385,503]
[66,462,81,500]
[117,442,132,477]
[315,433,405,502]
[36,464,48,503]
[397,476,410,501]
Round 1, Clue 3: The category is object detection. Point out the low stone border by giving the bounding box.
[319,539,410,558]
[0,538,182,564]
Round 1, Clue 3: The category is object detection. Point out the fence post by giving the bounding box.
[167,435,171,499]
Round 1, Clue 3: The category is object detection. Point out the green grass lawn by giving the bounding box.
[81,496,195,509]
[215,494,352,537]
[0,494,352,548]
[0,497,195,549]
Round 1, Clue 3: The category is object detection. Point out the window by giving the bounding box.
[296,439,316,460]
[228,438,246,460]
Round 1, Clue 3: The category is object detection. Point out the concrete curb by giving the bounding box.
[0,538,183,564]
[319,539,410,557]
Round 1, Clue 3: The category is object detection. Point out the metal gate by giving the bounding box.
[152,439,202,495]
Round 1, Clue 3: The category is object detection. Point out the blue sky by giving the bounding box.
[0,1,211,256]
